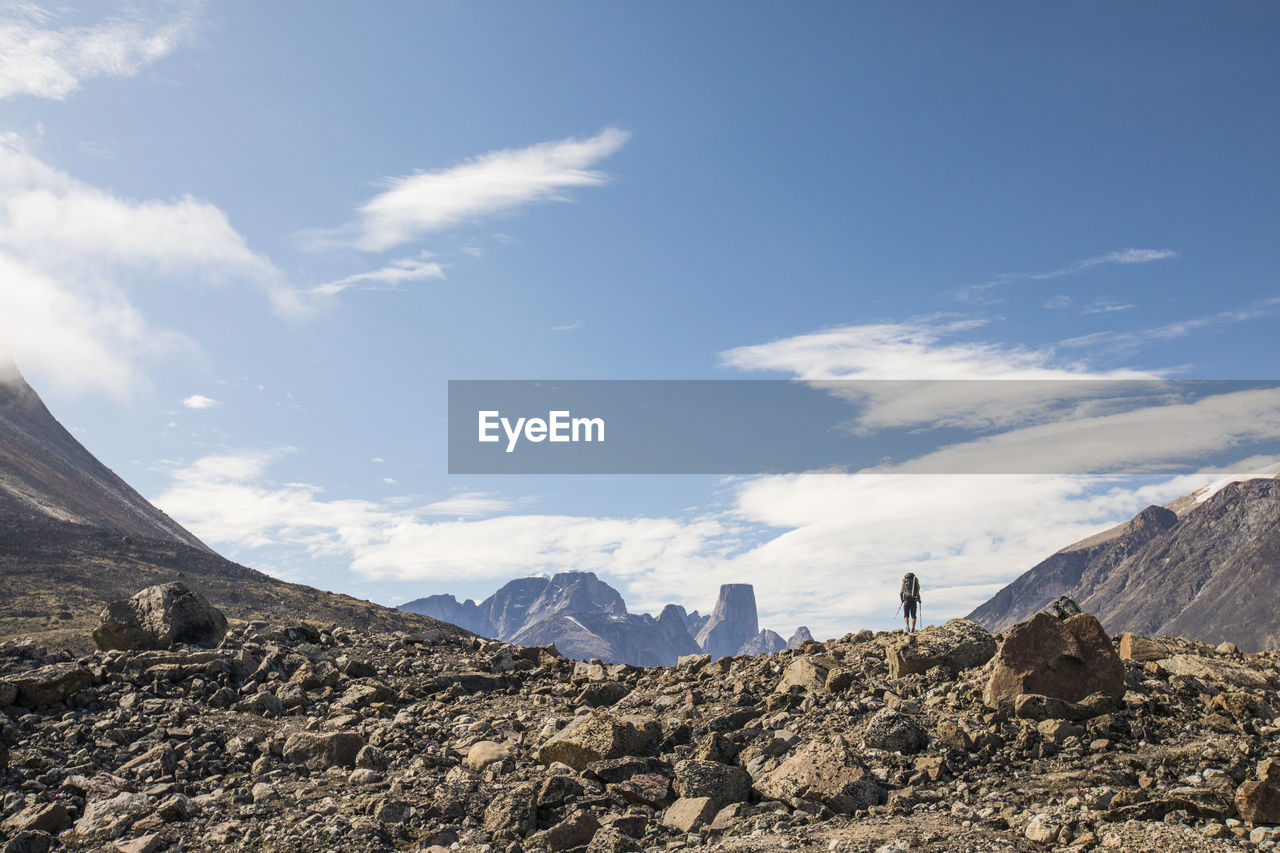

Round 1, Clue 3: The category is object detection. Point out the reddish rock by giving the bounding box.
[984,613,1124,710]
[1236,781,1280,825]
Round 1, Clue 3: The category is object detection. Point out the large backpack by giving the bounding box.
[900,573,920,601]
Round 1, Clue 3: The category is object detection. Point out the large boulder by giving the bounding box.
[536,711,659,770]
[754,740,881,814]
[774,655,839,693]
[983,612,1124,710]
[1163,654,1272,690]
[672,759,751,808]
[93,582,228,650]
[9,663,94,709]
[888,618,997,678]
[281,731,365,770]
[862,708,928,753]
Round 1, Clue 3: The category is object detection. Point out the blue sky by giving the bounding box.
[2,2,1279,638]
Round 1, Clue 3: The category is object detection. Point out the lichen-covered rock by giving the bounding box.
[754,740,880,814]
[888,618,997,678]
[483,783,537,841]
[863,707,928,753]
[536,711,659,770]
[93,582,228,651]
[672,759,751,807]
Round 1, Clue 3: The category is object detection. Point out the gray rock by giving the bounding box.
[9,662,93,708]
[863,707,928,753]
[281,731,365,770]
[93,582,228,650]
[888,618,997,678]
[673,759,751,808]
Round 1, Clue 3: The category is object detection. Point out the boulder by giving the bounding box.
[1163,654,1271,690]
[1118,632,1169,662]
[754,740,880,814]
[484,783,537,841]
[93,582,228,650]
[9,663,93,708]
[526,810,601,851]
[281,731,365,770]
[672,759,751,808]
[587,827,643,853]
[75,792,153,837]
[536,711,659,770]
[888,618,997,678]
[1237,781,1280,825]
[463,740,511,771]
[662,797,718,833]
[774,655,838,693]
[862,708,928,753]
[983,612,1124,710]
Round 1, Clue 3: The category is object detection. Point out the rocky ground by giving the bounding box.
[3,594,1280,853]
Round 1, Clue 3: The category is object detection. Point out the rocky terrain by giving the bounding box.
[970,476,1280,651]
[401,574,808,668]
[4,585,1280,853]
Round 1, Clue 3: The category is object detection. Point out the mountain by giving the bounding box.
[402,572,799,666]
[970,476,1280,651]
[0,363,206,549]
[696,583,759,660]
[0,366,459,652]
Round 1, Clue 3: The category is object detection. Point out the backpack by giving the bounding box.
[900,573,920,601]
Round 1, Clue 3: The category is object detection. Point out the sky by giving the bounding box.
[2,1,1279,640]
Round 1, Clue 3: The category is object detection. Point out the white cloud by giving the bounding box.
[1083,300,1134,314]
[422,493,516,516]
[275,253,446,317]
[952,247,1178,301]
[1082,248,1178,266]
[0,134,283,397]
[299,127,631,252]
[153,449,731,587]
[0,3,200,101]
[181,394,218,410]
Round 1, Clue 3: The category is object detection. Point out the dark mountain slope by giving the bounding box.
[971,477,1280,650]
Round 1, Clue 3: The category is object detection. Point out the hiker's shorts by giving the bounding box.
[903,599,918,619]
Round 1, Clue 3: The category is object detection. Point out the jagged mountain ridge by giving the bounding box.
[400,573,796,666]
[970,476,1280,651]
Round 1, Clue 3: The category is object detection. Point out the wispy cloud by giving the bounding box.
[298,127,631,253]
[0,2,201,101]
[552,321,583,332]
[952,247,1178,302]
[274,253,446,317]
[718,316,1149,381]
[1083,299,1134,314]
[181,394,218,410]
[1061,297,1280,354]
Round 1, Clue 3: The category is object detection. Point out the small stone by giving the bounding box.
[464,740,511,771]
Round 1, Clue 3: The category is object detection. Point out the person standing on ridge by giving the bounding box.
[900,572,921,633]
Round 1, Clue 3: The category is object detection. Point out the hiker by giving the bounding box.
[900,572,921,633]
